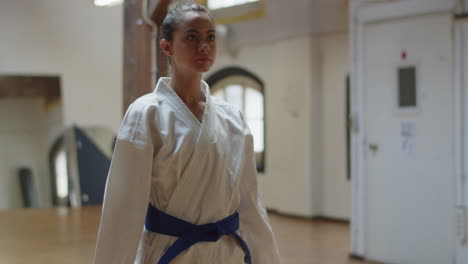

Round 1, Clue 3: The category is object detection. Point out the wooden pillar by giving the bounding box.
[123,0,171,114]
[151,0,171,79]
[123,0,153,114]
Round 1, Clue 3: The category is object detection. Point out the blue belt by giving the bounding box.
[145,203,252,264]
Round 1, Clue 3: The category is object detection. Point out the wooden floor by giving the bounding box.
[269,213,378,264]
[0,206,378,264]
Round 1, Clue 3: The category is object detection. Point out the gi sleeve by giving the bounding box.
[93,102,156,264]
[237,114,282,264]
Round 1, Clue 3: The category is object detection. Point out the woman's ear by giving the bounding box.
[160,39,172,57]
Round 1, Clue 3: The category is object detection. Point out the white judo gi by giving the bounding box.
[93,77,281,264]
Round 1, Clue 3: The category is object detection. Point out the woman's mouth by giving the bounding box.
[195,57,210,64]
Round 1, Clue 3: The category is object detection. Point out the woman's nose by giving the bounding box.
[199,41,209,53]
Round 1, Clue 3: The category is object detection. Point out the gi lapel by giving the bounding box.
[156,78,203,137]
[154,78,216,216]
[163,80,215,219]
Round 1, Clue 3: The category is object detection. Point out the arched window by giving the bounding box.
[207,67,265,172]
[49,135,70,206]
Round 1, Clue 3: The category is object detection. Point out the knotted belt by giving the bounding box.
[145,203,252,264]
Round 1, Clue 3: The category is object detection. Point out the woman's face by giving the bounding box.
[162,11,216,73]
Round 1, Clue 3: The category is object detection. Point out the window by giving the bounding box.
[207,68,265,172]
[398,66,417,108]
[197,0,265,24]
[54,148,68,200]
[49,136,70,206]
[93,0,123,7]
[207,0,259,10]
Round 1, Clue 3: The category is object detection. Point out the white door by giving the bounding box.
[364,14,454,264]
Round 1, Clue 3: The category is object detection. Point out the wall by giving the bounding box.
[209,34,320,216]
[0,98,63,210]
[0,0,123,132]
[318,32,350,219]
[43,102,65,207]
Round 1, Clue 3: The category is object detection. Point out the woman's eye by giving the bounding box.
[188,35,198,41]
[208,35,216,41]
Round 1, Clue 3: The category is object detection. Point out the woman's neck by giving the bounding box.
[169,70,204,105]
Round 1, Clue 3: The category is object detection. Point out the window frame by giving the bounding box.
[206,67,266,172]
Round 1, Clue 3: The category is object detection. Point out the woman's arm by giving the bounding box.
[237,115,282,264]
[93,102,156,264]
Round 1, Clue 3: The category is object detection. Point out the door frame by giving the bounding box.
[454,5,468,262]
[349,0,458,259]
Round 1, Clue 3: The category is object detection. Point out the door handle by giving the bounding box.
[369,143,379,152]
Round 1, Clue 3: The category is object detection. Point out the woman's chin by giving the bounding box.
[194,64,213,73]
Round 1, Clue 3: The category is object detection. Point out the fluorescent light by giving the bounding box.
[94,0,124,7]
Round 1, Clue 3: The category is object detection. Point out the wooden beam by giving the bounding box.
[123,0,153,114]
[0,75,60,99]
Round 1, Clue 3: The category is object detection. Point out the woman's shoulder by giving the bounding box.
[118,93,160,148]
[123,92,165,125]
[128,92,160,113]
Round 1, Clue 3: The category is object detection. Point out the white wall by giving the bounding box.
[0,99,42,210]
[318,32,350,220]
[0,0,123,132]
[208,34,320,216]
[0,98,63,210]
[43,102,65,207]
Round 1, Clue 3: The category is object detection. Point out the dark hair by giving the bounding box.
[161,4,214,41]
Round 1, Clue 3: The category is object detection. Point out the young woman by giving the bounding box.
[93,4,280,264]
